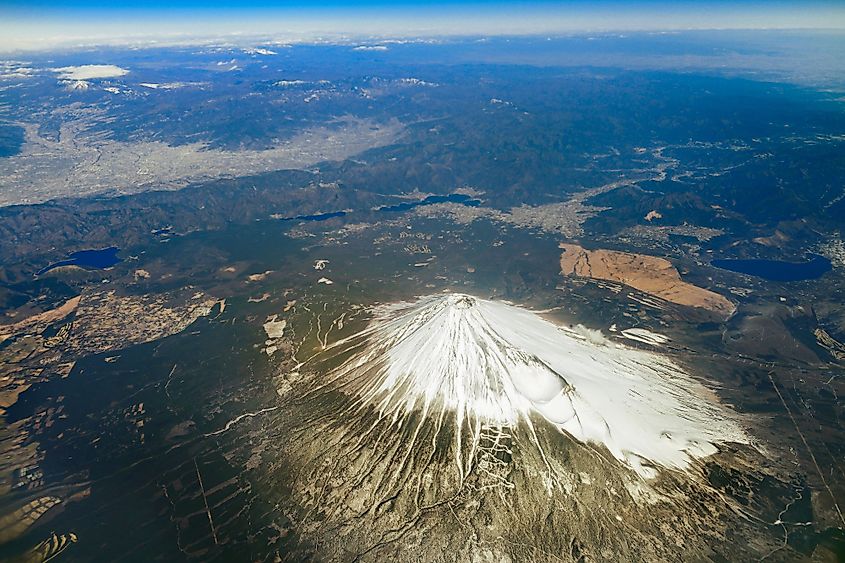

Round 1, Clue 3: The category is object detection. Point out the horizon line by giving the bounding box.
[3,1,845,53]
[2,25,845,54]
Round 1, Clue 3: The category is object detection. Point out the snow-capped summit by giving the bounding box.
[322,293,748,477]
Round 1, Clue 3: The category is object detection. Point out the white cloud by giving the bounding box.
[0,60,34,80]
[353,45,388,51]
[52,64,128,80]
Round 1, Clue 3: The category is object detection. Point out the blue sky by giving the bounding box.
[2,0,844,52]
[2,0,841,12]
[3,0,843,15]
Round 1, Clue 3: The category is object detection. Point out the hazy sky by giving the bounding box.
[2,0,845,51]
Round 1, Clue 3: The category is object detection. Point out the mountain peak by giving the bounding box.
[323,293,748,478]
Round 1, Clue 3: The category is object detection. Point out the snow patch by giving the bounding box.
[244,48,277,55]
[620,327,671,347]
[139,82,198,90]
[274,79,308,87]
[63,80,90,91]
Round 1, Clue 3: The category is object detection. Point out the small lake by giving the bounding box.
[711,254,832,281]
[37,247,122,276]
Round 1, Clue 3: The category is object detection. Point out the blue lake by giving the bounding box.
[277,211,348,222]
[711,254,832,281]
[276,193,480,223]
[376,193,481,213]
[37,247,122,276]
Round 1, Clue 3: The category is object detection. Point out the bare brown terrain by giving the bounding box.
[559,243,735,317]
